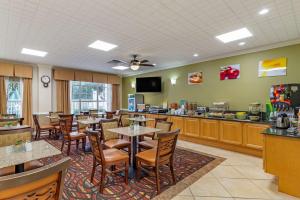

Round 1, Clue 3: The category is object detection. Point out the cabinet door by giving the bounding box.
[200,119,219,140]
[184,118,200,137]
[146,114,156,127]
[243,123,270,150]
[220,121,243,145]
[171,116,185,135]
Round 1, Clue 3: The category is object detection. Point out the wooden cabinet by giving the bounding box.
[184,118,200,137]
[243,123,270,150]
[219,121,243,145]
[169,116,185,134]
[200,119,219,140]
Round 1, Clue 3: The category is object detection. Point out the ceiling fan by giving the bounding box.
[108,54,155,70]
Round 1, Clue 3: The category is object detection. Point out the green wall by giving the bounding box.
[122,44,300,111]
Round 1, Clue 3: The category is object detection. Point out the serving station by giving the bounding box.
[262,128,300,198]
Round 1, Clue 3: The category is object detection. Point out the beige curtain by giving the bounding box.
[111,84,120,111]
[56,80,70,114]
[0,76,7,114]
[22,78,32,126]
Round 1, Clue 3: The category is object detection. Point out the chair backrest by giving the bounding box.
[86,130,105,163]
[100,119,119,141]
[154,117,168,126]
[59,114,73,140]
[119,113,130,127]
[89,109,98,114]
[0,127,33,147]
[0,157,70,200]
[76,115,89,131]
[106,111,116,119]
[89,109,98,118]
[49,111,63,124]
[153,121,173,140]
[156,129,180,165]
[32,114,41,130]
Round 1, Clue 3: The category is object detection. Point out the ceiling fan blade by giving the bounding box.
[140,59,149,63]
[107,59,128,64]
[139,63,155,67]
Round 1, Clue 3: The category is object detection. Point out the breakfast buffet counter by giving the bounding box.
[262,127,300,138]
[126,112,271,157]
[262,128,300,198]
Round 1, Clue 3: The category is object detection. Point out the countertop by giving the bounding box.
[262,127,300,139]
[126,111,270,125]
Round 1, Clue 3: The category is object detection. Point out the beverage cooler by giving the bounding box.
[128,94,144,112]
[269,84,300,112]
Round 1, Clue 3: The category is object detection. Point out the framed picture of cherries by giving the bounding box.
[220,64,240,80]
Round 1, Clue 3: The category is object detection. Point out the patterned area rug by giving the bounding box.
[41,138,223,200]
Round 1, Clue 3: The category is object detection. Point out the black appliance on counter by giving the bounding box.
[149,107,168,114]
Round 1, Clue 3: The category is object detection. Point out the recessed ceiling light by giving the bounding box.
[216,28,253,43]
[88,40,117,51]
[239,42,246,46]
[193,53,199,57]
[112,66,129,70]
[259,8,269,15]
[21,48,48,57]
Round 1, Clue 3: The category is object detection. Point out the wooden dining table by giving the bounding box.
[0,140,61,173]
[127,117,154,126]
[108,125,161,176]
[77,117,105,130]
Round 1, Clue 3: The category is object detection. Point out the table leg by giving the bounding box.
[84,124,96,153]
[132,136,137,169]
[15,163,25,173]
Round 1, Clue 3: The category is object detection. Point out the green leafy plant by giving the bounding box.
[15,140,23,145]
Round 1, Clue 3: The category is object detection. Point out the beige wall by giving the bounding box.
[122,43,300,111]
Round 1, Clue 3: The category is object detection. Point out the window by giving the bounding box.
[6,77,23,117]
[70,81,112,114]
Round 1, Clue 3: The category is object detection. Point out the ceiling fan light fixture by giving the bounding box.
[130,64,140,70]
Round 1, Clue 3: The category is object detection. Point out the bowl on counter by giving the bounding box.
[236,112,247,120]
[224,113,235,119]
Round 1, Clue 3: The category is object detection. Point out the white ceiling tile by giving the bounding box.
[0,0,299,75]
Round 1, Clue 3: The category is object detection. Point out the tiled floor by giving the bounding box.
[172,140,300,200]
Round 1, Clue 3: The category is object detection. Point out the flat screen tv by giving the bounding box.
[136,77,161,92]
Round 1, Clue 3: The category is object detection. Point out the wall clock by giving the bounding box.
[41,75,50,87]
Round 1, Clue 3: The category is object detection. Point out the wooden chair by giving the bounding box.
[49,111,63,126]
[76,114,89,133]
[33,114,54,140]
[106,111,116,119]
[139,121,173,151]
[0,157,70,200]
[136,129,180,194]
[49,111,64,137]
[100,119,131,162]
[59,114,86,155]
[89,109,99,118]
[118,113,130,127]
[144,117,168,138]
[86,130,129,193]
[0,127,44,176]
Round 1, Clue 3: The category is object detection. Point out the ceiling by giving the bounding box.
[0,0,300,76]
